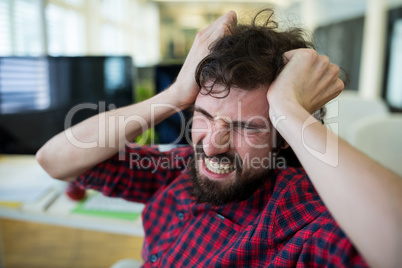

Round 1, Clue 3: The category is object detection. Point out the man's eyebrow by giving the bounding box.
[235,121,268,129]
[193,106,213,118]
[193,106,268,129]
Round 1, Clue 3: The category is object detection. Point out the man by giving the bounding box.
[37,9,402,267]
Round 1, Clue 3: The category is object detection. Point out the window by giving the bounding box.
[386,19,402,109]
[14,0,43,55]
[0,0,12,55]
[101,0,125,23]
[0,0,44,56]
[62,0,83,6]
[46,3,86,56]
[0,0,160,64]
[101,24,125,55]
[99,0,129,55]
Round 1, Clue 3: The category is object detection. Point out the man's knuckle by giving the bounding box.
[317,55,330,67]
[300,49,318,61]
[336,79,345,91]
[195,31,207,42]
[332,64,340,72]
[219,24,228,32]
[196,29,205,37]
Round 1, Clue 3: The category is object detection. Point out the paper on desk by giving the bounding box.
[72,192,145,220]
[0,159,59,203]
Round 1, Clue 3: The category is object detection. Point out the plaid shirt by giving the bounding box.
[74,144,368,267]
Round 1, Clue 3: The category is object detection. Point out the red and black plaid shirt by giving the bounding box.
[74,144,368,267]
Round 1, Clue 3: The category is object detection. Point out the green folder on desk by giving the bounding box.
[71,191,144,220]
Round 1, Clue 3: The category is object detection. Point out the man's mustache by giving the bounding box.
[194,141,243,168]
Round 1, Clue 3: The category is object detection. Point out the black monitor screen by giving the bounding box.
[154,64,191,145]
[0,57,51,114]
[0,56,134,154]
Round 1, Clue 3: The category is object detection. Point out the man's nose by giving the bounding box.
[202,119,231,157]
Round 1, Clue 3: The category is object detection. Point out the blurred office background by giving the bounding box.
[0,0,402,152]
[1,0,402,267]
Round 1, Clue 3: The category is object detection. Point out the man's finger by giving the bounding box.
[204,11,237,39]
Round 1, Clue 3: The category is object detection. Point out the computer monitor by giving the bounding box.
[0,56,134,154]
[154,63,191,145]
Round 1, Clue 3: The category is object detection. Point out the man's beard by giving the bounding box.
[189,142,273,206]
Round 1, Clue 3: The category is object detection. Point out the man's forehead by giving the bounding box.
[195,87,270,120]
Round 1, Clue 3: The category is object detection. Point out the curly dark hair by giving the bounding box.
[195,9,315,96]
[194,9,321,168]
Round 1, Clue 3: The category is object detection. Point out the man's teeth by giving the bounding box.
[204,158,235,174]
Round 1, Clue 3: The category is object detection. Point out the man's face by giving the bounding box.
[190,84,279,205]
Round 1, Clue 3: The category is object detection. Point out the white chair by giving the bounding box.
[347,114,402,176]
[325,90,389,142]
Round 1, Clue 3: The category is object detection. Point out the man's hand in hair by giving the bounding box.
[267,49,344,118]
[170,10,237,110]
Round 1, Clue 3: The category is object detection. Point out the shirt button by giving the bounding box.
[216,213,225,220]
[150,254,158,263]
[177,212,185,220]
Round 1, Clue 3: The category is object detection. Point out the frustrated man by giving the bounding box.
[37,9,402,267]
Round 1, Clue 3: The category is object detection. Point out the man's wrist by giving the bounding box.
[268,96,313,145]
[165,83,195,111]
[269,96,303,121]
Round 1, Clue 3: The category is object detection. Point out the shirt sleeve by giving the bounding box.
[271,168,368,267]
[72,144,193,204]
[299,215,368,267]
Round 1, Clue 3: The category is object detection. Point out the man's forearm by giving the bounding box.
[272,100,402,267]
[36,87,185,181]
[36,10,238,181]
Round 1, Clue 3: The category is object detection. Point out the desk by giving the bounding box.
[0,155,145,267]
